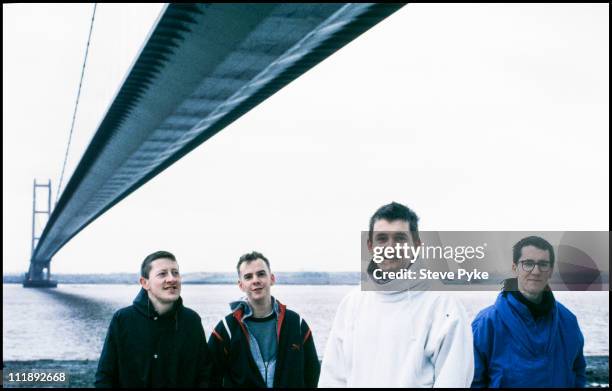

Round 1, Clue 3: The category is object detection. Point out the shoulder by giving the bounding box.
[555,300,576,318]
[281,307,312,328]
[473,301,497,324]
[107,305,140,331]
[339,287,365,308]
[113,305,137,321]
[283,307,301,320]
[179,305,202,322]
[213,311,241,333]
[472,292,508,328]
[555,300,580,326]
[280,308,306,330]
[471,294,510,338]
[469,293,503,329]
[325,287,365,320]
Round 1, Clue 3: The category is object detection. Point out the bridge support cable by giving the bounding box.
[56,3,98,205]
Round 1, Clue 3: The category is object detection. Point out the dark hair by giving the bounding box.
[141,250,177,278]
[237,251,271,276]
[512,236,555,265]
[368,202,420,242]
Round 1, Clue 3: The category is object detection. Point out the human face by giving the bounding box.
[368,219,416,272]
[238,259,275,303]
[140,258,181,304]
[512,245,553,298]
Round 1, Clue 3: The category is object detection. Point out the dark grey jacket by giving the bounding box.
[208,297,320,388]
[95,288,211,388]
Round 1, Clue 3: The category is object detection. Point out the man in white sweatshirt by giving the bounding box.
[319,202,474,388]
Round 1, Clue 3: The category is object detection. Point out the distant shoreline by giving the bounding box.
[3,272,361,286]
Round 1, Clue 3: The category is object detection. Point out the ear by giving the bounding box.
[511,262,518,275]
[367,239,373,253]
[238,278,246,293]
[270,273,276,286]
[139,276,149,290]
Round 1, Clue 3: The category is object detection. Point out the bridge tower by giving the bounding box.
[23,179,57,288]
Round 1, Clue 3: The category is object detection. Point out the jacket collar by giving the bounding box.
[495,283,559,355]
[230,295,281,322]
[133,287,182,319]
[230,295,287,340]
[502,278,555,316]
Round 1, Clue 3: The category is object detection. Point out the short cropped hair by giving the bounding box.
[141,250,177,278]
[368,202,420,242]
[237,251,271,276]
[512,236,555,265]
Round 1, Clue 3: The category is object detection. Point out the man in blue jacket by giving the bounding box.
[471,236,586,388]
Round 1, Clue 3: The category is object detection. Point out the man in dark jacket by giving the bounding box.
[471,236,586,388]
[208,251,320,388]
[95,250,211,388]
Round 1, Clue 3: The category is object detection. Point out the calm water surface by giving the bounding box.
[3,284,608,360]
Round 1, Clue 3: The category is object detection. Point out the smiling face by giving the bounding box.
[512,245,553,298]
[368,219,417,272]
[238,258,275,304]
[140,257,181,305]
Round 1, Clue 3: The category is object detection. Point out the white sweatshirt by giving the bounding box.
[319,287,474,388]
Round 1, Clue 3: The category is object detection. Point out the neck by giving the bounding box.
[148,292,174,315]
[519,288,543,304]
[249,296,273,318]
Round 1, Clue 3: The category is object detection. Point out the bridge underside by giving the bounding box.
[28,4,405,283]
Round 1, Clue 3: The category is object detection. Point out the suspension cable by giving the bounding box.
[56,4,97,205]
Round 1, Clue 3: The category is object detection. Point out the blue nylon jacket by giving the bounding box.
[471,291,586,388]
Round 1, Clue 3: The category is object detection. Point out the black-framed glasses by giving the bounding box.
[519,260,553,272]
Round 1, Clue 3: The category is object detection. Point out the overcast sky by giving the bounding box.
[3,4,609,274]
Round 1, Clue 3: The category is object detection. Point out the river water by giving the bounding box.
[2,284,608,360]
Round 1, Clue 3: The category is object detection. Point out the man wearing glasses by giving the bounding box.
[471,236,586,387]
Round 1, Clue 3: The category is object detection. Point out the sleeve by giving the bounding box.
[207,320,230,388]
[300,318,321,388]
[470,317,490,388]
[573,327,587,388]
[318,294,351,387]
[196,319,213,388]
[94,313,120,388]
[430,296,475,388]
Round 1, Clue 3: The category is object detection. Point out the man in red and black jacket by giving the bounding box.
[208,251,320,388]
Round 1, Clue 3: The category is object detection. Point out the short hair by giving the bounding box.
[512,236,555,265]
[368,202,420,242]
[141,250,177,278]
[237,251,271,276]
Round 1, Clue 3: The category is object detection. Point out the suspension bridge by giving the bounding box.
[24,3,405,287]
